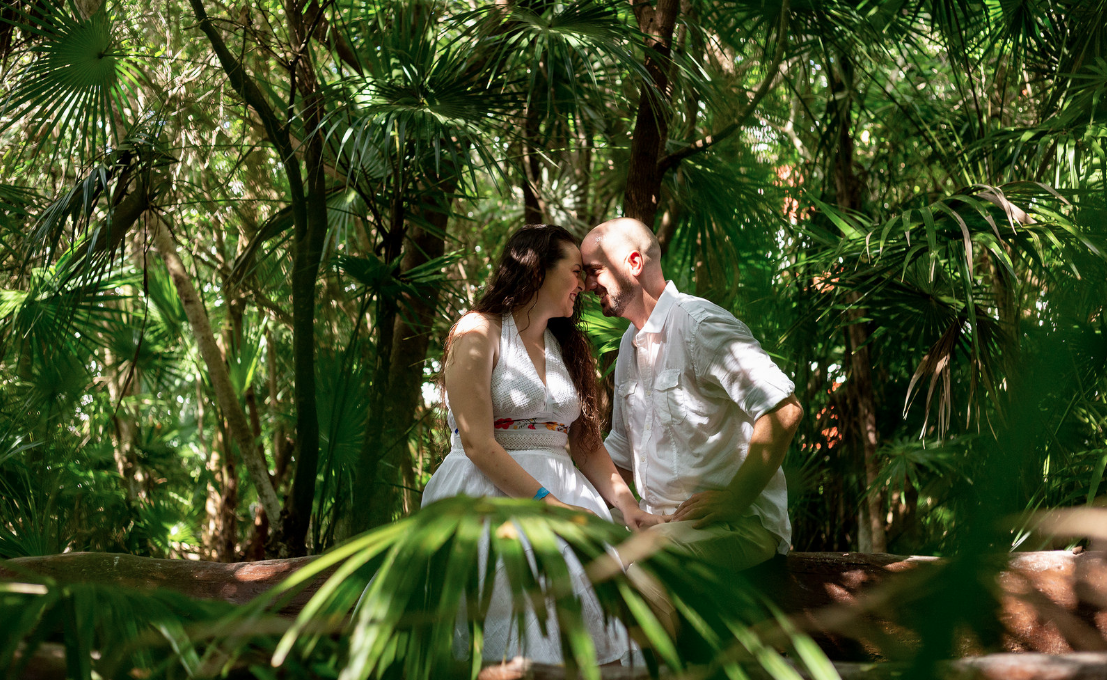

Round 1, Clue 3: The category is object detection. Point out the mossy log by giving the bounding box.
[0,552,324,614]
[3,550,1106,659]
[477,652,1107,680]
[18,645,1107,680]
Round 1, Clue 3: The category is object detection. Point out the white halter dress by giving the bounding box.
[421,312,628,664]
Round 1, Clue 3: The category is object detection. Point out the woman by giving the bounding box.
[421,224,662,664]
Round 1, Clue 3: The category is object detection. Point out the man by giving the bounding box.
[581,217,804,574]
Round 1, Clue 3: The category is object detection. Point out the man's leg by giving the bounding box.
[649,513,779,573]
[615,514,779,639]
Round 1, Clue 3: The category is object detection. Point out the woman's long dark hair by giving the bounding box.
[443,224,602,453]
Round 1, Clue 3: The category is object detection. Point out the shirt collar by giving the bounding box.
[638,281,679,336]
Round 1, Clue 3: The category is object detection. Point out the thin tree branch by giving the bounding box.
[657,0,790,174]
[303,0,362,77]
[186,0,307,235]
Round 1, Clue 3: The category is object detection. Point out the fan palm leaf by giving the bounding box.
[466,0,653,112]
[0,239,135,358]
[581,297,629,357]
[0,2,140,170]
[322,0,520,196]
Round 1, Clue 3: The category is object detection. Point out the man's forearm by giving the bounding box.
[722,445,785,517]
[672,396,803,526]
[723,397,803,513]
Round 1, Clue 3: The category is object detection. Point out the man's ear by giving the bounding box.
[626,250,644,277]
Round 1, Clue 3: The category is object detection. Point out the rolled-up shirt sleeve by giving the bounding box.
[695,317,795,423]
[605,374,632,470]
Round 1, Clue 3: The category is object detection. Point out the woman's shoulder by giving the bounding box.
[450,312,503,367]
[451,312,503,346]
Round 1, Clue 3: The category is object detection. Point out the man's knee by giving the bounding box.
[648,517,777,573]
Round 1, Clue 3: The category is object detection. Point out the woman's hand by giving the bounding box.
[622,505,668,530]
[543,494,597,516]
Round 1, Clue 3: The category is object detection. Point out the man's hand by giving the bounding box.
[671,490,741,529]
[673,396,804,530]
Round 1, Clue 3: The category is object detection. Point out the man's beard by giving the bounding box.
[599,275,633,317]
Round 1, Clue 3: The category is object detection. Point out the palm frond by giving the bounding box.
[469,0,654,110]
[802,181,1106,436]
[0,574,230,680]
[322,0,521,194]
[581,297,629,356]
[204,496,832,680]
[0,2,140,170]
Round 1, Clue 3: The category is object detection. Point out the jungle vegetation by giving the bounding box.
[0,0,1104,677]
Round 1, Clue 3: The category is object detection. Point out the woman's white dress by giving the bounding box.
[421,312,629,664]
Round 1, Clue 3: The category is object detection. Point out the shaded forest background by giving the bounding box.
[1,0,1104,566]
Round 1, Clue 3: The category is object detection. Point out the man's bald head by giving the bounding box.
[585,218,662,269]
[581,217,667,320]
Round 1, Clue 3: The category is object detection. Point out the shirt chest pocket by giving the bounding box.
[617,381,639,433]
[654,369,687,427]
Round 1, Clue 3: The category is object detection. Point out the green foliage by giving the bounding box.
[209,497,832,680]
[2,499,837,679]
[0,0,1105,674]
[0,575,232,679]
[0,1,140,169]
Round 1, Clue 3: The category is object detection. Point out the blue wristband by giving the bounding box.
[533,486,550,501]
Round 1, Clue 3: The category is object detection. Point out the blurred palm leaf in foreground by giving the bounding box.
[203,496,834,680]
[0,573,231,680]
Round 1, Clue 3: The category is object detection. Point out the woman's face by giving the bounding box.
[538,241,585,318]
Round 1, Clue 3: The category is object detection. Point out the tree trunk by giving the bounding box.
[654,165,684,254]
[353,299,399,536]
[213,416,239,560]
[278,3,332,556]
[104,349,143,503]
[150,217,282,525]
[846,313,885,553]
[186,0,320,558]
[522,91,544,225]
[572,113,594,227]
[353,187,453,534]
[829,55,885,554]
[622,0,681,229]
[347,183,405,537]
[202,444,226,560]
[198,378,219,559]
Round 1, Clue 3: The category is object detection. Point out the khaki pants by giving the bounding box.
[609,509,779,637]
[609,508,779,573]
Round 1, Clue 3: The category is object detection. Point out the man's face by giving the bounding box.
[581,235,636,318]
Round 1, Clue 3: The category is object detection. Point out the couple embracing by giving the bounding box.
[421,219,805,664]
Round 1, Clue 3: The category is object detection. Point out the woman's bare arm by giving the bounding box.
[448,314,591,512]
[569,424,667,529]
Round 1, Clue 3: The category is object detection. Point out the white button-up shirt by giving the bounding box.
[605,282,796,553]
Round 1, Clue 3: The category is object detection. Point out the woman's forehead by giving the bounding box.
[560,241,583,265]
